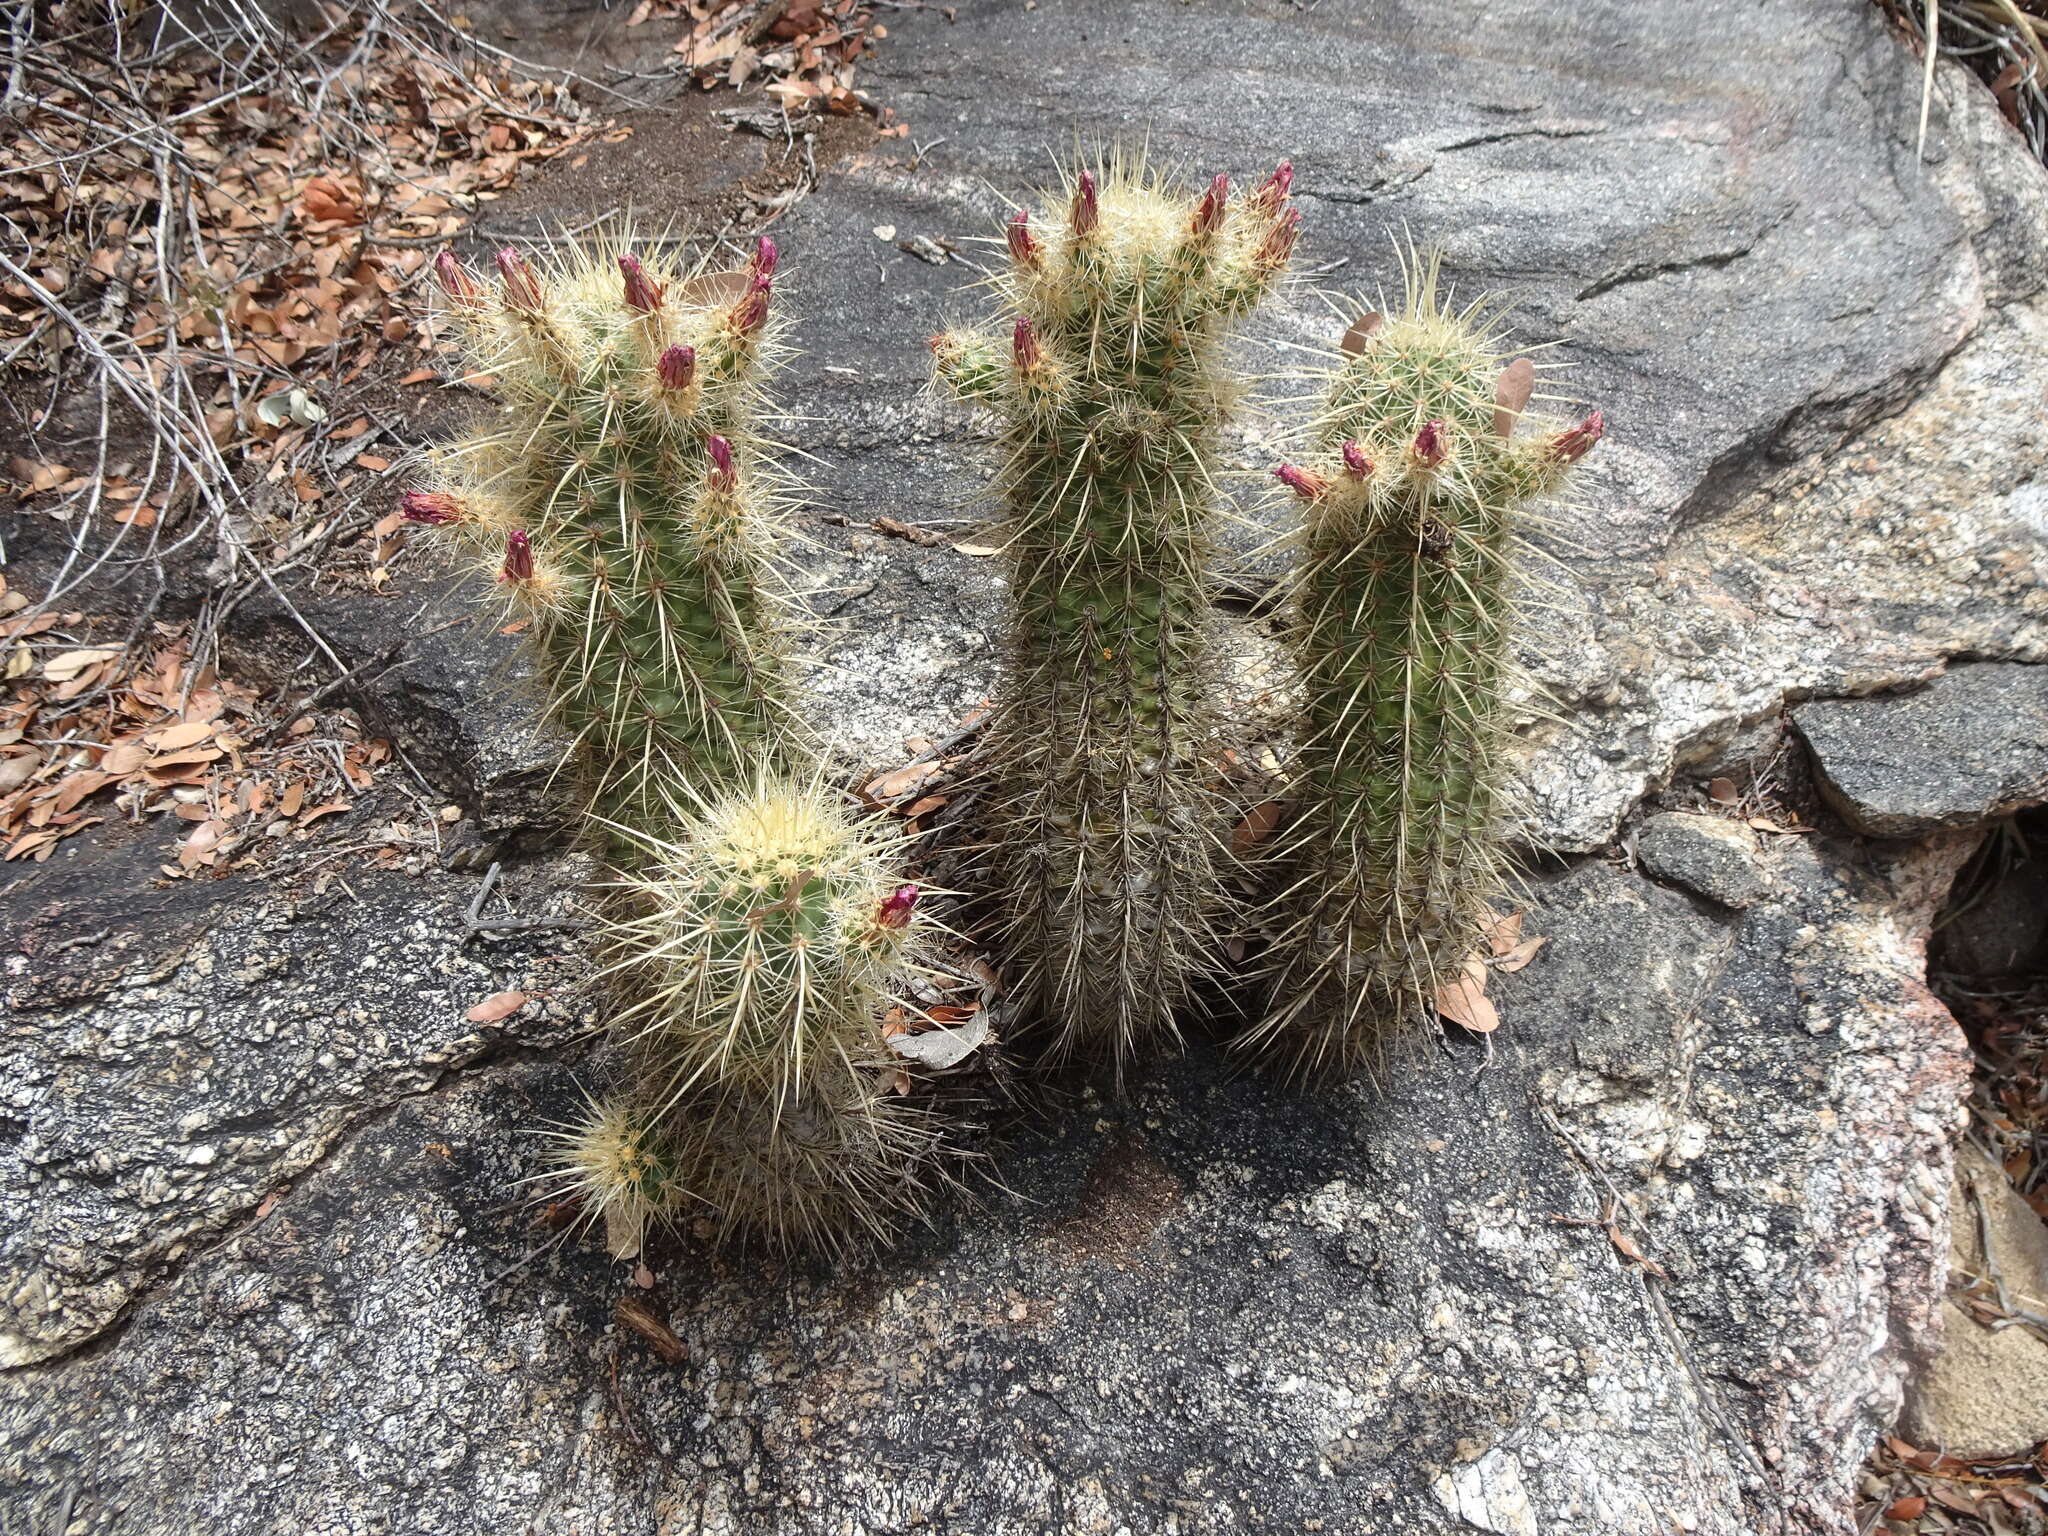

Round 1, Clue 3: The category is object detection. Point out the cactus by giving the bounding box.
[932,157,1299,1078]
[402,235,794,846]
[409,240,946,1257]
[1240,257,1603,1083]
[541,780,941,1257]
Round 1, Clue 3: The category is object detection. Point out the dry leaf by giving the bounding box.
[1483,908,1524,955]
[952,542,1002,557]
[1492,935,1548,973]
[465,989,529,1023]
[1492,357,1535,438]
[146,719,215,751]
[43,647,119,682]
[1339,311,1382,356]
[1435,956,1499,1033]
[1231,800,1282,856]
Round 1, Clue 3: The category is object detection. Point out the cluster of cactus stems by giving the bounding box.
[932,157,1300,1079]
[405,239,938,1257]
[1239,261,1602,1083]
[402,167,1609,1264]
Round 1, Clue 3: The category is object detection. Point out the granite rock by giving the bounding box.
[2,0,2044,1532]
[1793,663,2048,838]
[1635,812,1771,909]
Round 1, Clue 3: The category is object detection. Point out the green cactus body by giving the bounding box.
[1241,267,1603,1083]
[934,159,1299,1077]
[406,240,793,845]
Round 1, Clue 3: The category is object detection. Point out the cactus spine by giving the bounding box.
[933,158,1299,1078]
[409,242,938,1256]
[1240,259,1603,1083]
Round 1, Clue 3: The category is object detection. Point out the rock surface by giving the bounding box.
[1900,1144,2048,1455]
[3,1,2045,1533]
[1794,664,2048,838]
[1635,811,1771,909]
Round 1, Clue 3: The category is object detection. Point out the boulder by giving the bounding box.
[3,0,2045,1532]
[1899,1145,2048,1456]
[1793,664,2048,838]
[1635,812,1771,909]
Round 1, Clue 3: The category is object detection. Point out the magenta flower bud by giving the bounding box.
[1071,169,1099,237]
[1551,408,1606,464]
[434,251,487,311]
[1273,463,1330,501]
[656,343,696,391]
[749,236,779,282]
[729,275,771,337]
[705,434,737,492]
[400,489,465,525]
[1340,440,1372,480]
[500,529,534,584]
[876,884,919,930]
[1254,206,1301,269]
[1006,209,1039,268]
[617,253,664,314]
[1190,173,1229,238]
[1012,315,1041,372]
[495,247,543,311]
[1252,160,1294,215]
[1412,419,1449,469]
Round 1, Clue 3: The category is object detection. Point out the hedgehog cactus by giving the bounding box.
[932,158,1299,1078]
[403,237,793,845]
[544,780,940,1257]
[1240,260,1603,1083]
[409,240,946,1257]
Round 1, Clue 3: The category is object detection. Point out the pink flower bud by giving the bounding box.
[495,247,543,311]
[656,344,696,391]
[1273,463,1330,501]
[1412,419,1448,469]
[1012,315,1040,371]
[400,489,465,525]
[729,274,771,337]
[1341,440,1372,480]
[1551,408,1605,464]
[1190,173,1229,238]
[617,253,664,314]
[1252,160,1294,215]
[1007,208,1040,268]
[876,884,919,929]
[500,529,534,584]
[1071,169,1099,237]
[433,252,487,310]
[705,434,737,492]
[749,235,779,282]
[1254,206,1301,270]
[1006,209,1039,267]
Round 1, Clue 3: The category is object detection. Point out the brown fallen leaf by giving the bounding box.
[1492,357,1535,439]
[1231,799,1282,856]
[145,719,215,752]
[1482,908,1524,955]
[466,989,530,1023]
[1339,311,1382,356]
[1492,936,1548,973]
[1609,1225,1670,1279]
[1435,956,1499,1033]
